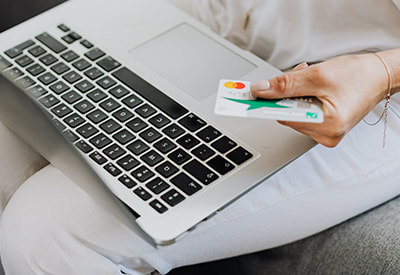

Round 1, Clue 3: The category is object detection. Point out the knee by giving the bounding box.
[0,165,96,274]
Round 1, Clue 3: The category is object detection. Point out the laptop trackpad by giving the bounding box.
[129,23,256,101]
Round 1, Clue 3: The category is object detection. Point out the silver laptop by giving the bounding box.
[0,0,315,245]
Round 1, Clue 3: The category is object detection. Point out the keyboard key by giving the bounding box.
[4,67,24,79]
[168,148,191,165]
[154,138,176,154]
[135,103,156,118]
[63,130,79,142]
[89,133,112,149]
[162,123,185,139]
[63,71,82,84]
[171,173,202,196]
[85,48,105,61]
[178,113,206,132]
[196,126,222,143]
[26,63,45,76]
[28,45,46,57]
[80,39,94,49]
[39,53,58,66]
[131,165,154,182]
[117,154,139,171]
[84,67,104,80]
[207,155,235,175]
[113,67,188,119]
[211,136,237,154]
[72,58,91,71]
[76,123,98,138]
[104,163,122,177]
[89,151,107,165]
[5,39,35,58]
[103,144,126,160]
[39,94,59,108]
[100,118,122,134]
[126,117,148,133]
[161,189,185,207]
[51,62,70,75]
[57,24,70,32]
[110,85,129,99]
[50,81,69,94]
[97,76,116,89]
[87,109,107,124]
[149,113,171,129]
[0,55,12,70]
[75,80,94,93]
[15,55,33,67]
[100,98,121,112]
[155,161,178,178]
[63,113,85,128]
[61,35,74,44]
[112,108,133,122]
[191,144,215,161]
[62,90,82,104]
[226,147,253,165]
[61,50,79,62]
[122,94,142,108]
[69,32,82,41]
[36,33,67,53]
[97,56,121,72]
[75,140,93,153]
[139,127,162,143]
[51,103,72,118]
[27,85,47,98]
[140,150,164,166]
[118,175,137,188]
[133,187,152,201]
[127,139,149,156]
[177,133,200,150]
[87,89,107,103]
[149,199,168,214]
[74,99,95,114]
[15,76,35,88]
[146,178,170,195]
[113,129,135,145]
[183,159,218,185]
[53,119,66,132]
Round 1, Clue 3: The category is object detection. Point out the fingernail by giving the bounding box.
[250,80,270,93]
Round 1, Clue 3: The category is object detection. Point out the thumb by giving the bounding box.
[251,66,314,99]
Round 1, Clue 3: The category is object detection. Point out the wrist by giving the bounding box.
[377,48,400,96]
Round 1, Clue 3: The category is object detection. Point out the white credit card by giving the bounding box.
[214,79,324,123]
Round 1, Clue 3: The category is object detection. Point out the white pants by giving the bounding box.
[3,1,400,274]
[1,99,400,274]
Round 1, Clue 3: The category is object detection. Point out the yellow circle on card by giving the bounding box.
[224,82,236,89]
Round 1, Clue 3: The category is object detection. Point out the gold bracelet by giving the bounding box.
[363,52,392,147]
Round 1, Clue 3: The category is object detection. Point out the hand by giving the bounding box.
[251,54,390,147]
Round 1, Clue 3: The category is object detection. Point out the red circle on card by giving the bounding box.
[235,82,245,89]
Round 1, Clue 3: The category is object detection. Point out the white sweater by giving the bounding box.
[170,0,400,70]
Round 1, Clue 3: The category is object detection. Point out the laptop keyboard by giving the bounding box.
[0,24,253,214]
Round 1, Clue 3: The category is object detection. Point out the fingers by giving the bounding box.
[293,62,309,71]
[251,62,319,99]
[277,120,345,147]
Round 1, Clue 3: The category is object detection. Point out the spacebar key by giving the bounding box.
[113,67,188,119]
[36,33,67,53]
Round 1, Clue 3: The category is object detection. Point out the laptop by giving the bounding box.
[0,0,315,245]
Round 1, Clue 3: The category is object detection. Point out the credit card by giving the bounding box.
[214,79,324,123]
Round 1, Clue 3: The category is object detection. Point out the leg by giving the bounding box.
[0,121,47,215]
[2,113,400,274]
